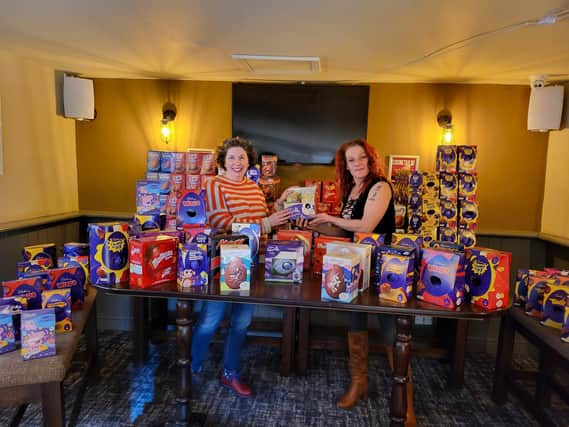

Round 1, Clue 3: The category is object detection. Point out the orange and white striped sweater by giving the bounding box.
[205,175,271,234]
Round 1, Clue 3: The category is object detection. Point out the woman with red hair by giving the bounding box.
[306,139,406,415]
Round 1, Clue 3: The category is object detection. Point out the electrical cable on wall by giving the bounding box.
[388,8,569,71]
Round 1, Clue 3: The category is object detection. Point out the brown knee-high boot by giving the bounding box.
[337,331,368,409]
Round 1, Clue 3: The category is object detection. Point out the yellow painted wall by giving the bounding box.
[0,53,78,223]
[76,79,231,211]
[541,129,569,239]
[78,80,548,233]
[366,84,548,233]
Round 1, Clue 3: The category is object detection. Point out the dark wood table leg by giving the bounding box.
[41,381,65,427]
[175,299,205,426]
[492,312,514,403]
[296,308,310,376]
[536,348,553,409]
[133,297,148,366]
[280,307,296,376]
[390,315,412,427]
[449,319,468,387]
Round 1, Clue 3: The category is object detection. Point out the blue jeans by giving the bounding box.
[191,301,254,372]
[349,312,395,345]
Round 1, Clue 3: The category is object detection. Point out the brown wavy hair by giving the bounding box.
[216,136,257,169]
[334,138,387,202]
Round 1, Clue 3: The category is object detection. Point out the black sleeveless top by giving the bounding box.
[341,177,396,243]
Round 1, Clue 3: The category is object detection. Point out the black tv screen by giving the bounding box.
[232,83,369,165]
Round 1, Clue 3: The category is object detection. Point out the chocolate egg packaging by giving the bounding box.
[562,306,569,343]
[47,266,85,309]
[276,229,313,272]
[378,253,414,303]
[231,223,261,266]
[513,269,546,306]
[178,242,209,288]
[22,243,57,269]
[465,247,511,310]
[540,283,569,329]
[42,288,72,333]
[20,309,56,361]
[146,150,161,172]
[264,240,304,283]
[209,234,249,281]
[136,180,161,216]
[0,313,16,354]
[353,232,386,286]
[439,172,458,199]
[313,235,351,275]
[375,244,415,287]
[321,252,360,303]
[176,190,207,228]
[459,173,477,198]
[457,145,477,174]
[88,222,130,285]
[326,242,372,291]
[436,145,457,173]
[416,248,463,308]
[284,186,316,220]
[1,277,43,309]
[129,236,178,289]
[220,244,251,294]
[525,276,556,319]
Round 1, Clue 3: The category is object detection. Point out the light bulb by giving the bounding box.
[441,125,454,145]
[161,120,174,143]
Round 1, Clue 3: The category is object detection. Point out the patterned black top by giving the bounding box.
[340,177,395,243]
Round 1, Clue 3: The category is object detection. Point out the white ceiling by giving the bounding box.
[1,0,569,85]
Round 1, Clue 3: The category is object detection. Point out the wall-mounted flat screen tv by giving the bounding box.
[232,83,369,165]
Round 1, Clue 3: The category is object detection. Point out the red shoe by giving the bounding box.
[220,371,253,398]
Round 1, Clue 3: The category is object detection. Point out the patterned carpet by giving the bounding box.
[0,330,567,426]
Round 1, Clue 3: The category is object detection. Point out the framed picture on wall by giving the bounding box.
[387,155,420,179]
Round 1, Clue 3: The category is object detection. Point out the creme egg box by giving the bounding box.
[421,226,438,248]
[178,242,209,288]
[440,199,458,222]
[42,288,72,333]
[321,252,360,303]
[327,242,372,291]
[459,199,479,225]
[457,145,477,174]
[465,247,511,310]
[525,277,556,319]
[459,173,477,198]
[22,244,57,269]
[284,186,317,220]
[88,222,130,285]
[17,258,51,277]
[422,172,440,197]
[220,244,251,294]
[439,172,458,199]
[540,283,569,329]
[264,240,304,283]
[378,253,414,303]
[458,228,476,249]
[563,304,569,342]
[416,248,462,309]
[134,213,161,232]
[436,145,457,173]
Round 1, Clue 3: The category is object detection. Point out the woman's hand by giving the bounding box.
[275,186,301,209]
[267,209,291,228]
[308,213,336,226]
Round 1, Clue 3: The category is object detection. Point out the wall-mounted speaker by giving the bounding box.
[527,85,564,132]
[63,74,94,120]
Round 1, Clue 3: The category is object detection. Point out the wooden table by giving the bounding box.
[94,267,506,427]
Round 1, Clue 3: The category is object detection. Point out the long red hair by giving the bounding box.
[334,138,387,202]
